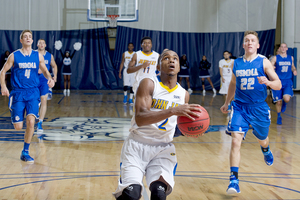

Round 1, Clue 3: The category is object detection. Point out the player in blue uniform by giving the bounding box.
[271,43,297,125]
[220,31,281,194]
[36,39,58,132]
[0,30,55,163]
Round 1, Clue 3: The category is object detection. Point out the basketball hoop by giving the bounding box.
[107,15,119,28]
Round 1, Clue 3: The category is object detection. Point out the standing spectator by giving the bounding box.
[199,55,216,96]
[178,54,192,93]
[54,40,81,96]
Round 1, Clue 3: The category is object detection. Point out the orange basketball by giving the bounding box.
[177,106,210,138]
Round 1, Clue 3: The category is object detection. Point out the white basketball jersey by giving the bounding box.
[133,50,159,93]
[124,51,135,69]
[219,59,234,77]
[130,76,186,144]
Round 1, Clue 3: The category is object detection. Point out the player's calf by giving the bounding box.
[120,184,142,200]
[150,181,167,200]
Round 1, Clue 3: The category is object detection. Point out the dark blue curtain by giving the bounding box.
[0,28,118,90]
[112,26,276,90]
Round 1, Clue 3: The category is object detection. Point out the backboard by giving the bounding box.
[88,0,138,22]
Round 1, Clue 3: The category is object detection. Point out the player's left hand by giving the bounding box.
[47,78,55,88]
[293,70,297,76]
[257,76,270,86]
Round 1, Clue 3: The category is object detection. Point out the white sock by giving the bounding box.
[130,93,133,99]
[39,119,43,123]
[124,91,127,96]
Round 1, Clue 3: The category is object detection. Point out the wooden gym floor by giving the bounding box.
[0,90,300,200]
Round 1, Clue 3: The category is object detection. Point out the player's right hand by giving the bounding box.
[220,104,228,114]
[173,104,201,121]
[119,73,122,79]
[142,61,150,69]
[222,77,225,83]
[1,86,9,97]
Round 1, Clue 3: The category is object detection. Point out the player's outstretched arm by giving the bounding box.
[38,53,54,88]
[50,54,58,82]
[259,58,281,90]
[118,53,125,79]
[292,56,297,76]
[135,79,201,126]
[127,53,149,74]
[0,53,14,97]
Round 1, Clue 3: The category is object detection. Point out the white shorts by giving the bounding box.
[219,76,231,94]
[113,133,177,199]
[123,68,135,87]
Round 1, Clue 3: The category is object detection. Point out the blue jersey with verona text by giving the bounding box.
[39,51,51,83]
[233,54,267,104]
[275,54,293,80]
[11,50,40,89]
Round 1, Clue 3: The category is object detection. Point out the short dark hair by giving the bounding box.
[223,50,230,54]
[128,42,134,46]
[141,36,152,44]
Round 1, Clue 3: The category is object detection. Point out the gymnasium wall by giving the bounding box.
[0,0,279,90]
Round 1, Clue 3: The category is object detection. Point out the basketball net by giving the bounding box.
[107,15,119,28]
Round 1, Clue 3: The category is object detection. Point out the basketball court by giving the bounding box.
[0,91,300,199]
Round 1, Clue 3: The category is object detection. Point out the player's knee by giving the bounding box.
[26,116,36,128]
[150,181,167,200]
[14,123,23,130]
[277,100,282,106]
[121,184,142,200]
[231,137,242,149]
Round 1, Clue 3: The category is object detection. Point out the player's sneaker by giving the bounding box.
[129,98,133,105]
[63,89,67,96]
[123,96,127,104]
[281,101,287,113]
[203,90,206,96]
[67,89,70,96]
[262,149,273,166]
[188,88,193,94]
[277,116,282,125]
[37,121,43,133]
[226,175,240,194]
[20,151,34,163]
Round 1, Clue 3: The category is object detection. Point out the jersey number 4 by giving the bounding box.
[241,78,254,90]
[25,69,31,79]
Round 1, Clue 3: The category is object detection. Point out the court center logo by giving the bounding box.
[39,117,131,141]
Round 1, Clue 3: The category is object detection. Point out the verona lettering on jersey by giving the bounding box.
[18,62,37,69]
[235,68,258,77]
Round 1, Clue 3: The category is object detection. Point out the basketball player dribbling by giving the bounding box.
[127,36,159,94]
[220,31,281,194]
[36,39,58,132]
[0,30,55,163]
[119,43,135,105]
[113,50,201,200]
